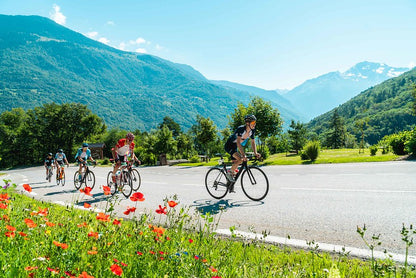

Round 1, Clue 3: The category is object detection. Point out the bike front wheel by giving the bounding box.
[84,171,95,189]
[120,171,133,198]
[130,169,141,191]
[107,171,117,196]
[205,168,228,199]
[61,170,65,186]
[74,171,81,190]
[240,167,269,201]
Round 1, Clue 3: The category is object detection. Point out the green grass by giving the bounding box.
[176,149,401,167]
[1,179,414,277]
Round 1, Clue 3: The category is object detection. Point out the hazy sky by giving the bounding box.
[1,0,416,89]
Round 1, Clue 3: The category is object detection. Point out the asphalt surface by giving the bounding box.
[2,160,416,258]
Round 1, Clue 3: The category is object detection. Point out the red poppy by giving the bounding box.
[103,186,111,195]
[123,206,136,215]
[110,264,123,276]
[88,231,99,239]
[78,271,94,278]
[6,225,16,232]
[46,221,55,227]
[47,267,59,274]
[2,215,10,222]
[155,205,167,215]
[80,187,92,196]
[112,219,121,226]
[136,251,143,256]
[24,218,37,228]
[37,207,48,216]
[53,240,68,249]
[209,266,218,272]
[77,222,88,228]
[0,193,9,202]
[24,266,38,271]
[96,212,110,222]
[189,239,194,243]
[0,203,7,209]
[130,192,145,202]
[167,200,178,207]
[5,231,15,238]
[84,203,91,208]
[23,184,32,192]
[18,231,27,237]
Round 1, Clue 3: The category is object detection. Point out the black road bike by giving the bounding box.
[106,162,133,198]
[74,162,96,190]
[205,155,269,201]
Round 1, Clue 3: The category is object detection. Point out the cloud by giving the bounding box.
[50,4,66,25]
[129,37,146,45]
[86,31,98,39]
[98,37,110,45]
[107,21,115,26]
[135,48,147,53]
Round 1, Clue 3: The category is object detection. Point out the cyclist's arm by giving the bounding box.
[251,138,261,158]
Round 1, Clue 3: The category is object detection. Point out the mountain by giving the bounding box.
[307,67,416,145]
[0,14,302,131]
[209,80,306,128]
[285,62,410,120]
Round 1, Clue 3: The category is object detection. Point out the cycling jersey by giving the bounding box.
[116,138,135,156]
[226,125,255,146]
[45,157,54,166]
[55,153,67,164]
[75,148,91,161]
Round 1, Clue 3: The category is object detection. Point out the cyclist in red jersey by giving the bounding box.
[111,132,140,183]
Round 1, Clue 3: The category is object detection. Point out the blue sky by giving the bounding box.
[1,0,416,90]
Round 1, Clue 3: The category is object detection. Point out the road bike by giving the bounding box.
[46,166,53,183]
[205,154,269,201]
[74,162,96,190]
[127,161,142,191]
[56,164,67,186]
[106,161,133,198]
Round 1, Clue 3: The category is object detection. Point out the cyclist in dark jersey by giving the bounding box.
[224,114,261,183]
[44,153,55,180]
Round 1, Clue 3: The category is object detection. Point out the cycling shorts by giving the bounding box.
[224,142,238,160]
[115,155,127,164]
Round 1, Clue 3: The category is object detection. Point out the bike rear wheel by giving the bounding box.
[240,166,269,201]
[130,169,141,191]
[205,168,228,199]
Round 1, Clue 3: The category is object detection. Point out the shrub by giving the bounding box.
[300,151,309,160]
[381,131,411,155]
[369,145,378,156]
[101,158,110,165]
[303,141,320,161]
[189,155,200,163]
[405,127,416,155]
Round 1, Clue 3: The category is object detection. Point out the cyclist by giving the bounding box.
[75,143,95,181]
[55,149,69,178]
[224,114,261,184]
[111,132,140,184]
[44,153,55,180]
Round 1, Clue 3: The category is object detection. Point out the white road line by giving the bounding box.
[281,187,416,194]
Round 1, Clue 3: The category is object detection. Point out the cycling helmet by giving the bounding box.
[58,149,63,153]
[48,153,53,156]
[82,143,89,147]
[244,114,257,122]
[126,132,135,141]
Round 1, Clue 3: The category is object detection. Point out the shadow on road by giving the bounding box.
[192,199,264,215]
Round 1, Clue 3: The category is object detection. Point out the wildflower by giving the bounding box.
[103,186,111,195]
[18,232,27,237]
[6,225,16,231]
[47,267,59,274]
[2,182,10,190]
[88,231,99,239]
[149,250,155,255]
[53,240,68,249]
[0,193,9,201]
[78,271,94,278]
[113,258,128,267]
[136,251,143,256]
[5,231,15,238]
[189,239,194,243]
[24,266,38,271]
[45,222,55,227]
[2,215,10,222]
[110,264,123,276]
[0,203,7,209]
[24,218,37,228]
[77,222,88,228]
[194,255,199,260]
[167,200,178,207]
[130,192,145,202]
[80,187,92,196]
[209,266,218,272]
[112,219,121,226]
[96,212,110,222]
[88,250,98,255]
[37,207,48,216]
[84,203,91,209]
[155,205,167,214]
[123,206,136,215]
[23,183,32,192]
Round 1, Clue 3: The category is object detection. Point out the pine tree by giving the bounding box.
[326,109,346,149]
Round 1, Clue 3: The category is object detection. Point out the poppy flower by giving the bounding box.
[88,231,99,239]
[47,267,59,274]
[78,271,94,278]
[80,187,92,196]
[0,203,7,209]
[103,186,111,195]
[155,205,167,215]
[5,231,15,238]
[96,212,110,222]
[112,219,121,226]
[110,264,123,276]
[167,200,178,207]
[53,240,68,249]
[189,239,194,243]
[77,222,88,228]
[23,184,32,192]
[24,266,38,271]
[2,215,10,222]
[24,218,37,228]
[113,258,127,267]
[46,222,55,227]
[0,193,9,202]
[6,225,16,232]
[136,251,143,256]
[37,207,48,216]
[123,206,136,215]
[88,250,98,255]
[209,266,218,272]
[18,232,27,237]
[84,203,91,208]
[130,192,145,202]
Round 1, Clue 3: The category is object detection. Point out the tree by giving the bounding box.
[154,126,177,157]
[158,116,182,138]
[287,120,308,154]
[412,83,416,116]
[326,109,347,149]
[191,115,218,156]
[176,132,195,158]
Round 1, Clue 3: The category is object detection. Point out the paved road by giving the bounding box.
[2,160,416,256]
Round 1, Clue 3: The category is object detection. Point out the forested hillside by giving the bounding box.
[307,68,416,145]
[0,14,301,131]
